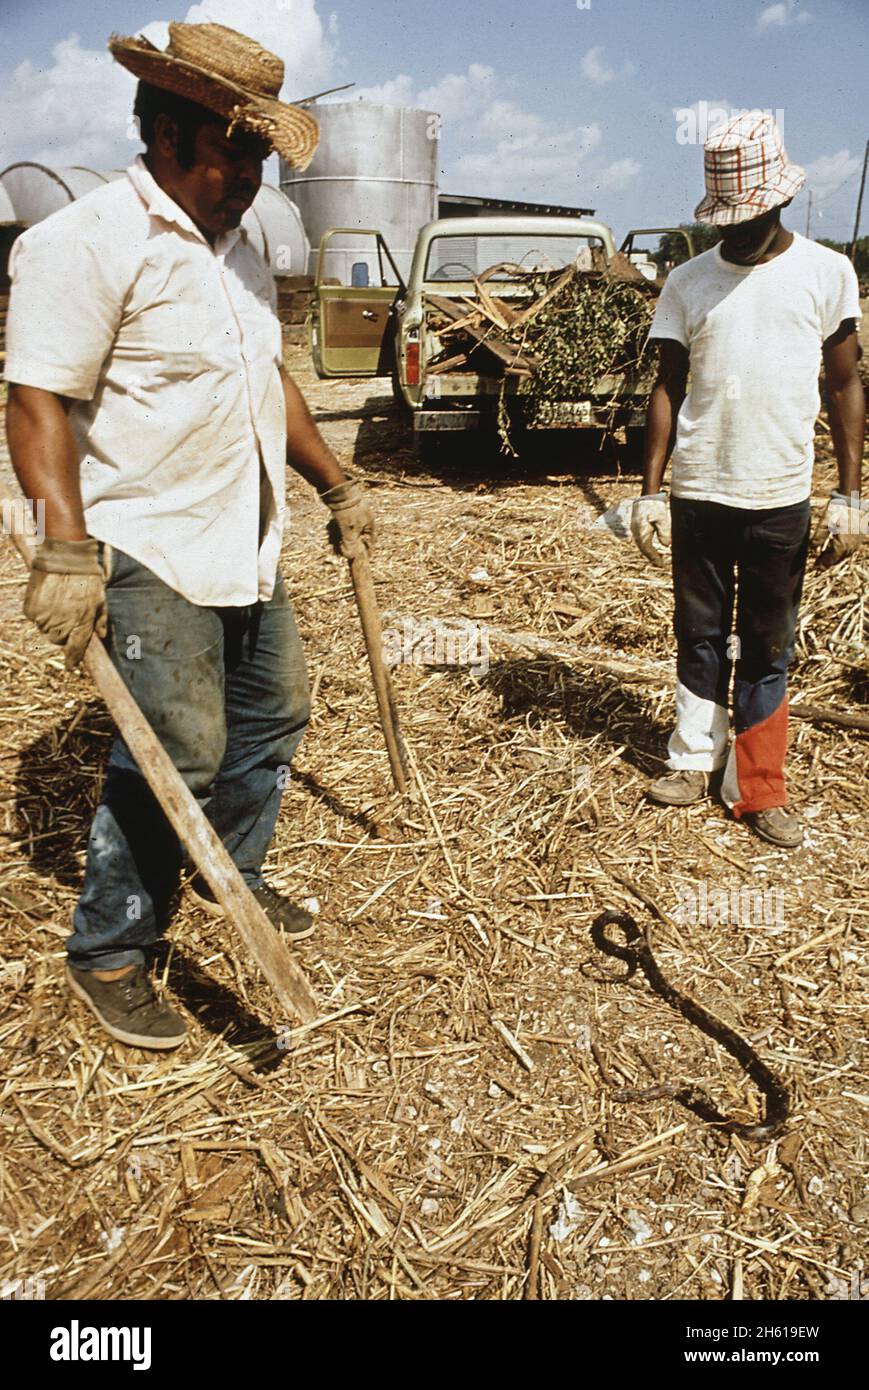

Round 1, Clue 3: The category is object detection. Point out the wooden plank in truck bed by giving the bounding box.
[426,295,537,373]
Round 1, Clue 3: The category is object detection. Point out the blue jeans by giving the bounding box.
[668,496,810,812]
[67,547,311,971]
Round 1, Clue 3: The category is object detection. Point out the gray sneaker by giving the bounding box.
[66,964,187,1050]
[647,769,710,806]
[188,878,316,941]
[745,806,803,849]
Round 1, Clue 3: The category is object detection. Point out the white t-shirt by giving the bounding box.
[649,233,862,508]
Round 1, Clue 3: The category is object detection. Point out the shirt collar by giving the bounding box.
[126,155,243,255]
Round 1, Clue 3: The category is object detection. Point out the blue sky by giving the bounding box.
[1,0,866,240]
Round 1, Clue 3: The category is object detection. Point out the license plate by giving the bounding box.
[531,399,593,427]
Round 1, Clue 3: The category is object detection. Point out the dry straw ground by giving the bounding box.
[0,329,867,1302]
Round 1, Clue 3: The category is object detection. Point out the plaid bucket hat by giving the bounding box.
[694,110,805,226]
[109,22,319,169]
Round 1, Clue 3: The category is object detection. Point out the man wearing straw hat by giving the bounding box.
[4,23,374,1047]
[632,110,864,849]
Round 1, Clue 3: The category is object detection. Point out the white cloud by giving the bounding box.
[0,0,337,171]
[418,64,497,122]
[0,34,133,169]
[453,123,602,199]
[477,98,546,141]
[590,157,642,193]
[580,46,635,87]
[802,149,861,202]
[756,2,813,32]
[177,0,338,96]
[348,61,606,203]
[353,63,498,119]
[349,73,418,106]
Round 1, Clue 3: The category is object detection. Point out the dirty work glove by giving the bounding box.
[815,491,867,569]
[319,476,375,560]
[24,537,107,669]
[631,492,671,567]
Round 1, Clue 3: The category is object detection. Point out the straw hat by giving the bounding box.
[109,22,319,169]
[694,110,805,226]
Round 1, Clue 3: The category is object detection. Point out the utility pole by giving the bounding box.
[805,189,813,239]
[849,137,869,264]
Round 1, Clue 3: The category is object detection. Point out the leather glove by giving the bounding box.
[24,537,108,669]
[631,492,671,567]
[815,491,867,569]
[319,476,375,560]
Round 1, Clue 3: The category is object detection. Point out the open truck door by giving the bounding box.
[619,227,697,282]
[309,228,405,378]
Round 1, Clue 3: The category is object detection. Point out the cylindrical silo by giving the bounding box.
[279,102,439,284]
[241,183,310,276]
[0,163,309,287]
[0,182,21,289]
[0,182,16,225]
[0,164,114,226]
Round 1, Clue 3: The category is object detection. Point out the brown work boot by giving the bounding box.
[647,769,710,806]
[745,806,803,849]
[66,964,187,1050]
[189,878,316,941]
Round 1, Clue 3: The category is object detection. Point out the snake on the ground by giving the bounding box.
[591,909,789,1141]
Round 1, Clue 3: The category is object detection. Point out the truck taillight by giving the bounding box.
[405,340,420,385]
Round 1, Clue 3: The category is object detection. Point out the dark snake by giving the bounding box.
[591,909,789,1141]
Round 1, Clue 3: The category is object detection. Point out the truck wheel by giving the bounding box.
[622,427,645,471]
[391,358,411,415]
[414,432,445,468]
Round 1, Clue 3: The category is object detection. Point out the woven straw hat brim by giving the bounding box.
[109,35,319,169]
[694,161,806,226]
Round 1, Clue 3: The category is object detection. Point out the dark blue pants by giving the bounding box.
[67,548,311,971]
[668,496,810,814]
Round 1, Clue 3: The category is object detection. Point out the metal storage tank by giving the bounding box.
[280,102,439,284]
[0,161,308,276]
[0,183,22,289]
[0,164,117,226]
[241,183,309,276]
[0,182,17,225]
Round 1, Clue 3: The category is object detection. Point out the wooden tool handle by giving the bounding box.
[348,546,408,796]
[7,528,318,1024]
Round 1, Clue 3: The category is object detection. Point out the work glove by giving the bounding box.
[815,491,867,569]
[24,537,107,669]
[319,476,375,560]
[631,492,671,567]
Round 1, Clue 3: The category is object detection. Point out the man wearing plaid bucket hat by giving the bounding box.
[632,110,864,849]
[4,23,375,1047]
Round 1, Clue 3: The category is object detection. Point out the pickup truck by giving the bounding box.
[308,216,669,458]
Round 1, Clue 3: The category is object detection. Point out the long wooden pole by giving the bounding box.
[849,137,869,264]
[348,547,408,796]
[7,528,319,1025]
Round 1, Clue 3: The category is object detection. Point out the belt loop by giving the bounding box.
[102,542,114,580]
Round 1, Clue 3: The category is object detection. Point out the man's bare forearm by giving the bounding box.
[823,324,864,496]
[641,340,688,495]
[5,384,86,539]
[643,382,679,494]
[280,367,346,493]
[827,375,864,496]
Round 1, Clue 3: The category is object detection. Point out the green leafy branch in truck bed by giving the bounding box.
[515,269,658,407]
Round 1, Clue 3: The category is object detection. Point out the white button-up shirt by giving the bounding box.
[4,156,287,606]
